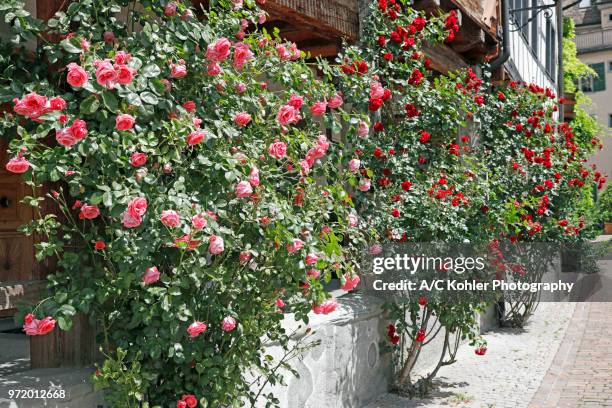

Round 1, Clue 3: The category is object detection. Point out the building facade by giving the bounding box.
[565,0,612,184]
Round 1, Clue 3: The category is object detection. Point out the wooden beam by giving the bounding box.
[262,0,359,42]
[301,42,341,58]
[422,43,469,74]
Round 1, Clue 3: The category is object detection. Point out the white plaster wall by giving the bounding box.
[573,49,612,183]
[507,0,558,91]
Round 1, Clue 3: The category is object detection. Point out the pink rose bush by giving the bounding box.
[4,0,600,406]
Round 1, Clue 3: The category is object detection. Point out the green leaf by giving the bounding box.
[142,64,161,78]
[60,39,82,54]
[140,92,158,105]
[102,91,118,112]
[57,316,72,331]
[79,96,100,114]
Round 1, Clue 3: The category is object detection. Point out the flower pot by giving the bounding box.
[604,222,612,235]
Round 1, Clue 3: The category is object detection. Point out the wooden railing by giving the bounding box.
[576,29,612,51]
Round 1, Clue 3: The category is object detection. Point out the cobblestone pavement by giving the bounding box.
[364,302,577,408]
[530,302,612,408]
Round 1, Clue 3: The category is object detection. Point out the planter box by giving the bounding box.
[604,222,612,235]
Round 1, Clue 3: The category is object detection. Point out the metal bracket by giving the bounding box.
[509,0,557,32]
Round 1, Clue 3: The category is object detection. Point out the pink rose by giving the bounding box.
[187,130,205,145]
[235,83,247,93]
[5,156,30,174]
[369,244,382,255]
[358,178,371,192]
[174,234,201,250]
[56,127,78,147]
[370,82,385,99]
[164,2,177,16]
[348,212,359,228]
[70,119,88,139]
[161,210,180,228]
[341,273,360,291]
[328,93,343,109]
[50,97,66,111]
[249,167,260,187]
[207,62,221,76]
[127,197,148,218]
[312,299,337,315]
[232,0,244,9]
[310,101,327,117]
[235,180,253,198]
[13,92,48,120]
[239,251,252,263]
[23,316,56,336]
[176,394,198,408]
[299,159,310,175]
[66,63,88,87]
[116,114,135,131]
[23,314,56,336]
[187,321,208,338]
[130,152,147,167]
[307,269,320,278]
[114,51,132,64]
[276,298,285,309]
[143,266,160,284]
[221,316,236,332]
[114,64,136,85]
[94,59,117,89]
[170,62,187,78]
[103,31,115,43]
[288,94,303,110]
[348,159,361,172]
[191,214,207,230]
[276,45,290,60]
[79,204,100,220]
[268,141,287,159]
[305,253,319,265]
[234,112,252,127]
[22,313,37,335]
[122,211,142,228]
[209,235,224,255]
[276,105,301,126]
[80,38,89,50]
[358,121,369,137]
[233,42,253,70]
[258,11,266,24]
[286,238,303,253]
[177,401,187,408]
[206,37,232,62]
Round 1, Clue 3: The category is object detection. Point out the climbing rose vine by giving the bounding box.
[0,0,604,405]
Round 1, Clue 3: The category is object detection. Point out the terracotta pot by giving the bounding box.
[604,222,612,235]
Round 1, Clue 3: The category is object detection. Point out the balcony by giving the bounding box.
[261,0,360,57]
[576,29,612,52]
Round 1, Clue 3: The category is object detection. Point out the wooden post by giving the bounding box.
[30,314,97,368]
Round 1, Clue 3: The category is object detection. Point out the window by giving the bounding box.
[609,114,612,128]
[608,61,612,72]
[581,63,606,92]
[531,0,539,57]
[609,13,612,21]
[592,62,606,91]
[579,0,591,7]
[545,20,556,79]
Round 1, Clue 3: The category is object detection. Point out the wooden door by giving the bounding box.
[0,140,43,319]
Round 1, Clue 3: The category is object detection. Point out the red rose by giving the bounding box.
[415,329,425,343]
[419,130,431,143]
